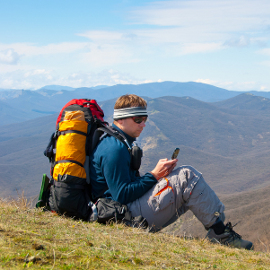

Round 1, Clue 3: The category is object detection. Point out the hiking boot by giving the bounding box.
[206,222,253,250]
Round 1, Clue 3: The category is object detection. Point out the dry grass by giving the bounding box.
[1,197,270,269]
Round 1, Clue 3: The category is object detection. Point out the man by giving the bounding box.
[89,94,253,250]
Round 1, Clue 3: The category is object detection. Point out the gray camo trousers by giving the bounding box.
[128,166,225,231]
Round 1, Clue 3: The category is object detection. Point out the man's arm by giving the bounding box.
[100,138,157,204]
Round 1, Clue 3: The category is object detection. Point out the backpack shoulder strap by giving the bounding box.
[91,123,131,153]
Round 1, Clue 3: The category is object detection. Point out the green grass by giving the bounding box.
[1,198,270,269]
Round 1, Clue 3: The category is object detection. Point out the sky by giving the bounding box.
[0,0,270,91]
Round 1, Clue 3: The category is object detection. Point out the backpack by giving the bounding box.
[39,98,144,224]
[40,98,105,220]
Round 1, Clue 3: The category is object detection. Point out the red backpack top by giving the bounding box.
[56,98,104,127]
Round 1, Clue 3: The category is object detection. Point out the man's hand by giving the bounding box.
[150,158,178,181]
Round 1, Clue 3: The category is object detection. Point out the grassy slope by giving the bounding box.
[1,199,270,270]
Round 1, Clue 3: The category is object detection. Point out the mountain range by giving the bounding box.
[1,82,270,251]
[2,81,270,127]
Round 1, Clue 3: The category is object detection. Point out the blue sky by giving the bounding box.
[0,0,270,91]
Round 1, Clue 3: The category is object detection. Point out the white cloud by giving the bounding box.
[261,60,270,67]
[73,0,270,62]
[132,0,270,31]
[0,49,20,64]
[0,69,57,89]
[63,70,152,87]
[80,43,140,67]
[129,0,270,50]
[224,35,251,47]
[1,0,269,71]
[194,79,270,92]
[224,36,268,48]
[181,43,223,55]
[0,42,87,57]
[259,48,270,56]
[218,81,258,91]
[78,30,124,42]
[195,79,217,85]
[0,69,148,90]
[260,86,268,91]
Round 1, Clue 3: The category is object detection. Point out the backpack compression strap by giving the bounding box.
[57,130,88,137]
[91,124,131,153]
[54,159,84,168]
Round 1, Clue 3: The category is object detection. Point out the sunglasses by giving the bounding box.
[131,116,148,124]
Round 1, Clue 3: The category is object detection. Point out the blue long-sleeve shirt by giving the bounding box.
[89,124,157,204]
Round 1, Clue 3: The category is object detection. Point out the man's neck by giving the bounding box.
[112,123,136,144]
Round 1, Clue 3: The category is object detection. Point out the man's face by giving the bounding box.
[116,117,146,138]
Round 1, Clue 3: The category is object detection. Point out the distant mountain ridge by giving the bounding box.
[0,81,249,126]
[214,92,270,113]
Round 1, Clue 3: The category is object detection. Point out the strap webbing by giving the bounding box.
[59,130,87,136]
[94,125,131,151]
[55,159,84,168]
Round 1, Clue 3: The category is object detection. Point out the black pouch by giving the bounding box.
[48,179,92,220]
[96,198,148,229]
[131,145,143,171]
[44,132,57,162]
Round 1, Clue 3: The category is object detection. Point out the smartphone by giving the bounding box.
[171,148,180,160]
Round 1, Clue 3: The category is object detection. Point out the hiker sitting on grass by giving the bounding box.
[89,94,253,250]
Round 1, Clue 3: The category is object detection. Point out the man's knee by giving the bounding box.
[174,166,202,202]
